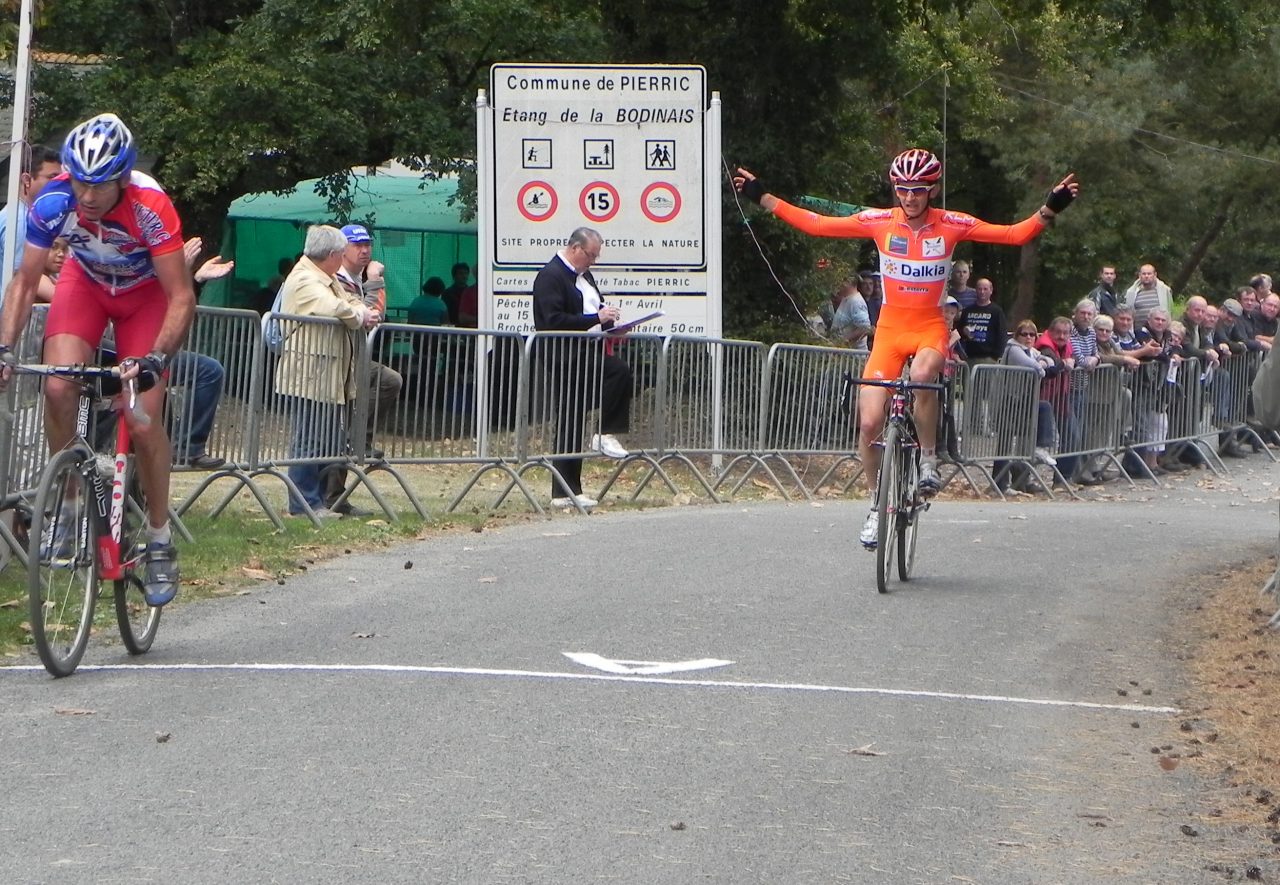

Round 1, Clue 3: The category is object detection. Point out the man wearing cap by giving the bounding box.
[325,223,404,513]
[1219,296,1260,353]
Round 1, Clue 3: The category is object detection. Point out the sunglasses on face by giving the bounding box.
[1017,330,1036,338]
[894,184,933,195]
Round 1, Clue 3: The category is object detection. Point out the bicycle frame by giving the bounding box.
[75,389,137,581]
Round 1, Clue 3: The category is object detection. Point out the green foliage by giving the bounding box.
[22,0,1280,337]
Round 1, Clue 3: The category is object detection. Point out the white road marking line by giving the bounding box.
[0,662,1180,714]
[563,652,734,674]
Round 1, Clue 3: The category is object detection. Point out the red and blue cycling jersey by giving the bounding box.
[25,171,184,295]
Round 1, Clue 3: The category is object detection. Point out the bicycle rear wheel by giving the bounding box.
[897,446,921,580]
[28,447,99,677]
[114,459,161,654]
[875,424,902,594]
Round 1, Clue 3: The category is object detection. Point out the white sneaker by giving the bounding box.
[591,433,629,459]
[1033,447,1058,467]
[551,494,598,510]
[859,510,879,549]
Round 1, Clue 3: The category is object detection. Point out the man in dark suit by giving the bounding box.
[532,227,632,509]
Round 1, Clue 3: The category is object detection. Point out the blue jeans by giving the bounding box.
[169,351,224,460]
[286,398,344,513]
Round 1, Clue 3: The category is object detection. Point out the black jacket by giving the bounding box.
[532,254,614,332]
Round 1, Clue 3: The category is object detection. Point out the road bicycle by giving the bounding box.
[851,376,947,593]
[18,363,161,677]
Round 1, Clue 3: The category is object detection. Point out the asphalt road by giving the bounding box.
[2,461,1279,884]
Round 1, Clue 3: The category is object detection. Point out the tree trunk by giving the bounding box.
[1170,193,1234,296]
[1009,237,1040,326]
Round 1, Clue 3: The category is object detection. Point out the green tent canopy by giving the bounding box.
[202,172,478,317]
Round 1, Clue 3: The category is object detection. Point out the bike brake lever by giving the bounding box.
[125,377,151,426]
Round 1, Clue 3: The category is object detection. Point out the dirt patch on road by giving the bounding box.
[1180,557,1280,837]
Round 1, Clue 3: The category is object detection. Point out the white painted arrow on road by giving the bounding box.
[563,652,734,676]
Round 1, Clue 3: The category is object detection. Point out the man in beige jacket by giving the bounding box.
[275,225,377,516]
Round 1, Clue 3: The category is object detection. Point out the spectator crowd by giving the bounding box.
[815,262,1280,491]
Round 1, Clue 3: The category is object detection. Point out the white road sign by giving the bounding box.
[490,63,706,268]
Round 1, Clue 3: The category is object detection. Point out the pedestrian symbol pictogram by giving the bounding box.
[517,181,558,222]
[579,181,620,223]
[645,140,675,171]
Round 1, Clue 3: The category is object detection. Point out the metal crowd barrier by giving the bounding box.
[0,305,49,567]
[369,323,529,514]
[953,364,1043,497]
[9,306,1280,568]
[762,343,866,495]
[169,307,288,527]
[660,335,796,500]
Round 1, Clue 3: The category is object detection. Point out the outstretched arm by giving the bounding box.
[734,167,878,239]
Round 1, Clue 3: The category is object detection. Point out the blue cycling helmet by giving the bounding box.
[61,113,137,184]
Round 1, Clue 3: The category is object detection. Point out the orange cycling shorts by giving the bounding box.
[861,306,949,381]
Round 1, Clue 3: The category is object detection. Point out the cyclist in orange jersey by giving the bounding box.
[733,149,1078,549]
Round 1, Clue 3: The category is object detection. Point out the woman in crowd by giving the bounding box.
[994,319,1061,492]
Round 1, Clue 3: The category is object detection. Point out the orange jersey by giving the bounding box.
[770,201,1047,310]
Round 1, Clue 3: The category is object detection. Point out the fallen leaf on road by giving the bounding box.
[240,567,273,581]
[847,743,885,757]
[54,708,95,716]
[352,632,376,639]
[155,732,171,743]
[478,576,497,584]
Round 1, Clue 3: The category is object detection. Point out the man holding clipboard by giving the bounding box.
[532,227,634,509]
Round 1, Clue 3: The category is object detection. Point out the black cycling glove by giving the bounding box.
[130,352,167,392]
[1045,182,1075,214]
[739,175,766,205]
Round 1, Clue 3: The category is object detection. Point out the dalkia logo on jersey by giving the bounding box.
[881,257,949,281]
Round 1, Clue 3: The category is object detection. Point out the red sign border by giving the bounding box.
[517,180,558,222]
[640,181,682,223]
[578,180,621,223]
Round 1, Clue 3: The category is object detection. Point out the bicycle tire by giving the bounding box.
[898,444,920,580]
[875,423,901,594]
[114,458,161,654]
[27,447,99,677]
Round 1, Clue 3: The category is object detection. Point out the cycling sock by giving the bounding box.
[147,522,172,546]
[921,448,937,462]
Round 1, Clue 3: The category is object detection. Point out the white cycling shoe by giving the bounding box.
[859,510,879,550]
[918,461,942,498]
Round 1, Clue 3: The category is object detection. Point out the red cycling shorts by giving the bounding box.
[44,259,167,361]
[861,305,949,381]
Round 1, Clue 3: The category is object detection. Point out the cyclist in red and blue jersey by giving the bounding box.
[734,150,1078,549]
[0,113,195,605]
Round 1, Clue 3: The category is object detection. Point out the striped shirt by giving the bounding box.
[1068,324,1098,390]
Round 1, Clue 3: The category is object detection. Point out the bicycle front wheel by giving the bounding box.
[115,459,160,654]
[28,447,99,677]
[875,424,902,594]
[897,446,920,580]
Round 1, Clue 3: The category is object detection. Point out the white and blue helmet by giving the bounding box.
[61,113,137,184]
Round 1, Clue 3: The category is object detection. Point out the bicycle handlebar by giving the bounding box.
[845,375,947,394]
[14,363,151,425]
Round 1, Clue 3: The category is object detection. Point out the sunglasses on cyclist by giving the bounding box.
[894,184,934,195]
